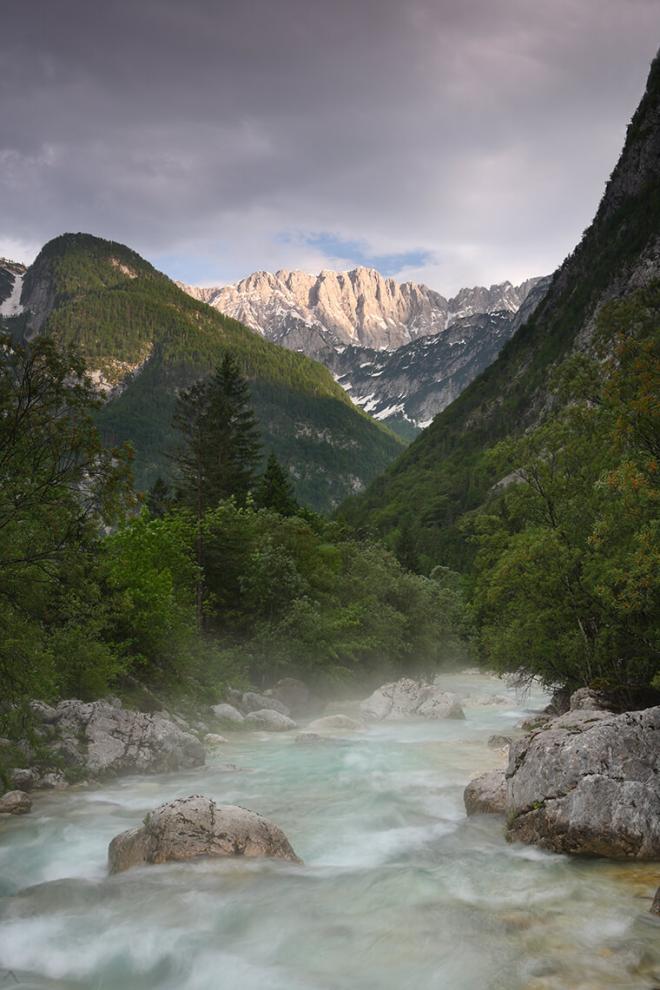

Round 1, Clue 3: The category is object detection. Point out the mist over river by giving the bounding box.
[0,672,658,990]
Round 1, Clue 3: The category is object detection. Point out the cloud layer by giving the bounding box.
[1,0,659,292]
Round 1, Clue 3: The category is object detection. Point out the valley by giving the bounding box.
[0,13,658,990]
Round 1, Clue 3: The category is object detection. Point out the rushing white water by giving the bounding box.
[0,672,658,989]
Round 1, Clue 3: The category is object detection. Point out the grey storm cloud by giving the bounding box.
[1,0,659,292]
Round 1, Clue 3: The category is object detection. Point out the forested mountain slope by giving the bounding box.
[340,52,660,568]
[4,234,404,510]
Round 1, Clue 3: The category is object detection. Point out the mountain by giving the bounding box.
[180,267,541,352]
[180,268,548,437]
[339,52,660,568]
[2,234,404,511]
[328,311,523,434]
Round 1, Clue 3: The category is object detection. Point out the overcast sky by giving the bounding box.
[1,1,659,294]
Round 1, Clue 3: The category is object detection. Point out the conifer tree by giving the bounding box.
[395,520,420,572]
[206,353,262,503]
[171,353,262,628]
[256,452,298,516]
[172,353,261,516]
[146,476,172,518]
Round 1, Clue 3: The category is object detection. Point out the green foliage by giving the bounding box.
[468,288,660,703]
[255,452,299,516]
[30,233,404,512]
[103,510,201,677]
[195,500,470,688]
[0,333,133,713]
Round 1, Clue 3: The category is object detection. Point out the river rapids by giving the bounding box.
[0,672,658,989]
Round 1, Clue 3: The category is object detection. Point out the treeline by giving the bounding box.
[0,337,466,731]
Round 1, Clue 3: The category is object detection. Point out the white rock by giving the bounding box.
[242,692,289,716]
[464,771,506,816]
[0,790,32,815]
[360,678,465,721]
[50,700,204,777]
[108,795,300,873]
[244,709,297,731]
[211,703,245,725]
[204,733,229,747]
[506,707,660,859]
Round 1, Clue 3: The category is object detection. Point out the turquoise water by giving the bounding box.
[0,672,658,989]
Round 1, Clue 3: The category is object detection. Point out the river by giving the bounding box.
[0,671,658,989]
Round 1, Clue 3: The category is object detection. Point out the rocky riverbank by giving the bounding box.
[464,688,660,868]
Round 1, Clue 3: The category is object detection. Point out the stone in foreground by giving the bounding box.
[0,790,32,815]
[464,771,506,816]
[506,707,660,859]
[244,709,297,731]
[108,795,301,873]
[360,678,464,721]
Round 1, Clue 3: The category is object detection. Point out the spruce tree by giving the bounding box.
[256,452,298,516]
[172,353,262,516]
[205,353,262,504]
[395,520,419,572]
[171,353,262,628]
[146,476,172,518]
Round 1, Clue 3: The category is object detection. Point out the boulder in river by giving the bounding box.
[244,709,297,731]
[464,771,506,815]
[506,706,660,859]
[0,790,32,815]
[242,692,290,716]
[360,678,465,721]
[204,733,229,747]
[108,794,301,873]
[417,692,465,719]
[307,715,362,732]
[210,703,245,725]
[33,699,205,779]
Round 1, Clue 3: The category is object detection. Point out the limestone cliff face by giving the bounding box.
[179,267,547,432]
[180,267,542,352]
[0,259,27,319]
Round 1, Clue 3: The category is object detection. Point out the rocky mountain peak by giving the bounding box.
[180,266,544,352]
